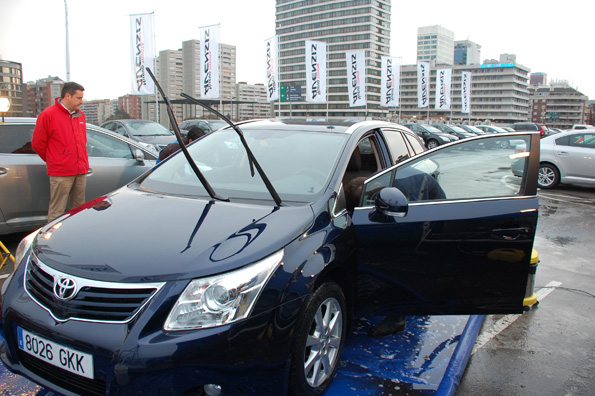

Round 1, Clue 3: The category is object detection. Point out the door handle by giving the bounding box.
[492,227,531,240]
[0,167,7,175]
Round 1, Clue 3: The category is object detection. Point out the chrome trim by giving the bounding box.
[24,254,166,324]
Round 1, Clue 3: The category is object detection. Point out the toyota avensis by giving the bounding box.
[1,118,540,396]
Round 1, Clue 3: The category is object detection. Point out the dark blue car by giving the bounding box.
[0,119,540,396]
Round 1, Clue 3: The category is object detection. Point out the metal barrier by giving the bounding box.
[0,240,15,270]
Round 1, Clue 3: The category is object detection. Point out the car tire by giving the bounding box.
[538,163,560,189]
[289,281,346,396]
[427,139,439,149]
[499,139,510,149]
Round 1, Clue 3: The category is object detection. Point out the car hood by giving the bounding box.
[32,188,314,283]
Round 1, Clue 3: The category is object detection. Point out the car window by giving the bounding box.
[404,133,425,154]
[568,133,595,148]
[0,124,36,154]
[142,128,348,203]
[361,135,532,205]
[381,129,413,164]
[125,121,172,136]
[87,129,136,159]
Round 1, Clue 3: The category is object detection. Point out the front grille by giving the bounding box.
[25,256,165,323]
[18,350,106,396]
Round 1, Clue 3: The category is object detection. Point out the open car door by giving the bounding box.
[352,132,540,316]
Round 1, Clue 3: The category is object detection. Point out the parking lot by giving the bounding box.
[1,185,594,395]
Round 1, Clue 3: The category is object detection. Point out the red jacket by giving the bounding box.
[32,98,89,176]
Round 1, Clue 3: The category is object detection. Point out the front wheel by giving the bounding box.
[289,282,347,396]
[426,139,439,149]
[537,163,560,189]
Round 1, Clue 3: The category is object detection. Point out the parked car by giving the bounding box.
[455,124,489,136]
[0,118,158,235]
[100,119,174,153]
[430,124,476,140]
[511,122,547,138]
[570,124,594,130]
[537,129,595,188]
[0,119,541,396]
[178,119,228,135]
[402,123,458,149]
[475,125,515,148]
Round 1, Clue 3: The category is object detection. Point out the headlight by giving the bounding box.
[164,249,284,331]
[14,229,40,270]
[439,135,450,142]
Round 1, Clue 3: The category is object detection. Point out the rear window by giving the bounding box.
[514,124,538,131]
[0,124,36,154]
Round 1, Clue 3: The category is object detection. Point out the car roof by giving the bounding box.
[0,117,38,124]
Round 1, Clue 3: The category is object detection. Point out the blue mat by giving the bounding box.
[0,315,483,396]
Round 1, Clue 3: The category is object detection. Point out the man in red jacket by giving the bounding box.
[32,82,89,222]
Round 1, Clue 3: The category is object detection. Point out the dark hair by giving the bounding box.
[187,126,207,142]
[61,82,85,98]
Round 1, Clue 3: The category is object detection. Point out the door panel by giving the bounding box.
[352,133,540,316]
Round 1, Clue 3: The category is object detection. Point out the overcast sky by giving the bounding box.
[2,0,592,101]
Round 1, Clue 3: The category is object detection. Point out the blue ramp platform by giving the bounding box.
[0,315,483,396]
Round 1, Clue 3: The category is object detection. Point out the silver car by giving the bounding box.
[100,119,175,154]
[538,129,595,188]
[0,118,157,235]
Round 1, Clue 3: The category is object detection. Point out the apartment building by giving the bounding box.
[529,81,588,129]
[275,0,392,118]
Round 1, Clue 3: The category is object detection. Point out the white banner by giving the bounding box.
[380,56,400,107]
[417,61,430,108]
[265,36,279,102]
[346,50,366,107]
[130,13,155,95]
[435,68,452,110]
[305,40,327,103]
[200,25,220,99]
[461,71,472,114]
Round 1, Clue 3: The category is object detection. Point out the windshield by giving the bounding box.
[125,121,173,136]
[140,127,348,204]
[424,125,443,133]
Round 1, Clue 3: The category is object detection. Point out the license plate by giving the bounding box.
[17,327,94,379]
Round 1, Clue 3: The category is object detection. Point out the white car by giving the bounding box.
[538,129,595,188]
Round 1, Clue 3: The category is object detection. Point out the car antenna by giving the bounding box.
[146,68,228,202]
[180,92,283,207]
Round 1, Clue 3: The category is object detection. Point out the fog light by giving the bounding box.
[204,384,222,396]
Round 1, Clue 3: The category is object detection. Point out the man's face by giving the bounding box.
[62,90,84,112]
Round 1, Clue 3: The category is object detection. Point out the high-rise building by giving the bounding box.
[25,76,63,117]
[454,40,481,65]
[235,82,271,120]
[181,40,237,120]
[275,0,392,118]
[395,58,531,124]
[529,81,588,129]
[118,95,142,119]
[80,99,112,125]
[530,72,547,86]
[417,25,455,65]
[1,59,25,116]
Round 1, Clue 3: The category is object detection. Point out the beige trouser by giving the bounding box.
[48,175,87,222]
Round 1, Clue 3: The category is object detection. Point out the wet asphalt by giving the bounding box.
[1,185,594,396]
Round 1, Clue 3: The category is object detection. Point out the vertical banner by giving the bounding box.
[417,61,430,108]
[130,13,155,95]
[461,71,472,114]
[200,25,220,99]
[305,40,327,103]
[435,68,452,110]
[381,56,400,107]
[346,50,366,107]
[265,36,280,102]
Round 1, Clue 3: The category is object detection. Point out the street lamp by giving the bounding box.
[0,98,10,122]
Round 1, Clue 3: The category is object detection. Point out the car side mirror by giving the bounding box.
[135,149,145,163]
[369,187,408,222]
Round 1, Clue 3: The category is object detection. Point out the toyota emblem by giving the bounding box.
[54,277,77,300]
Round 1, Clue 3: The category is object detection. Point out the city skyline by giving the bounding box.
[1,0,593,101]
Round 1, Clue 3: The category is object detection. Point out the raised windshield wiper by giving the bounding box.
[180,92,283,207]
[147,68,228,202]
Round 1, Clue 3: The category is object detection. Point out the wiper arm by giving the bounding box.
[147,68,228,202]
[180,92,283,207]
